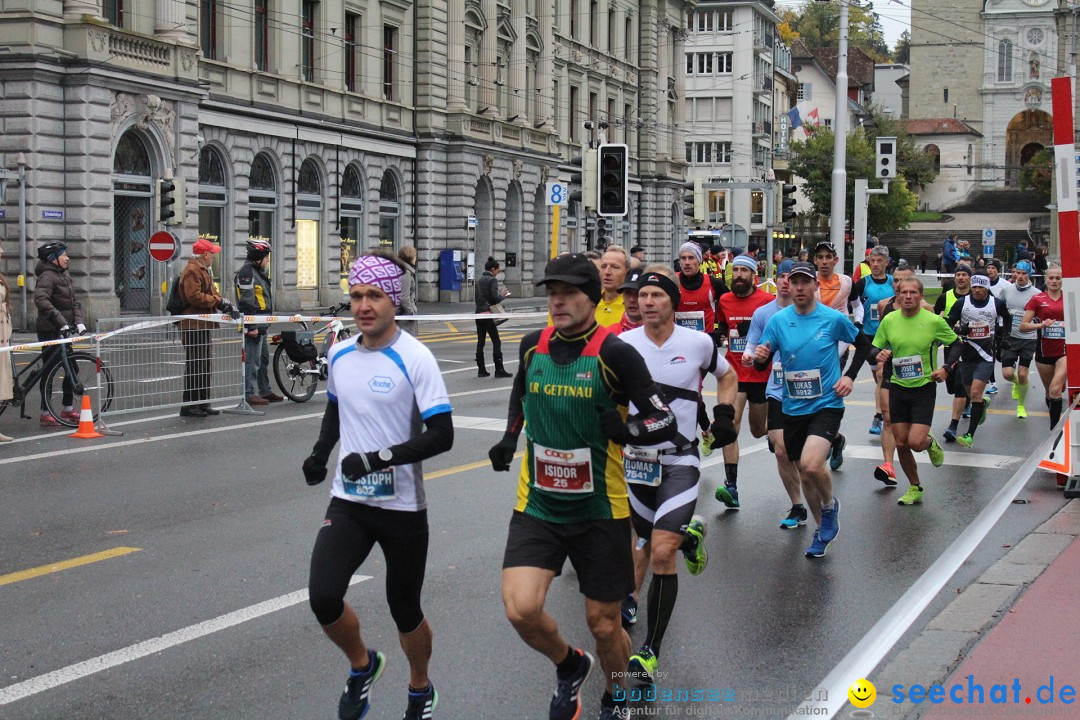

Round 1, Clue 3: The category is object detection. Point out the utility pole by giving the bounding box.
[830,0,849,270]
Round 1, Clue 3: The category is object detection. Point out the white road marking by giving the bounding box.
[0,575,372,706]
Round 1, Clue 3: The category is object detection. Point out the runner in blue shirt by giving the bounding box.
[753,262,868,558]
[850,245,895,437]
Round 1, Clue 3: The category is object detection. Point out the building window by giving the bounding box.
[696,143,711,163]
[345,13,359,91]
[570,0,578,39]
[296,158,323,290]
[925,144,941,173]
[199,147,229,287]
[709,191,727,224]
[797,82,811,100]
[697,53,713,74]
[751,191,764,224]
[339,164,365,292]
[697,11,712,32]
[998,39,1013,82]
[527,51,540,120]
[944,88,949,103]
[686,143,693,163]
[249,153,279,277]
[624,103,632,143]
[254,0,270,71]
[379,171,401,250]
[590,0,598,46]
[384,25,398,100]
[104,0,123,27]
[497,46,510,117]
[717,52,732,73]
[716,142,731,163]
[569,84,579,142]
[967,144,973,175]
[301,0,316,82]
[608,9,615,52]
[200,0,220,60]
[718,11,732,31]
[823,118,832,128]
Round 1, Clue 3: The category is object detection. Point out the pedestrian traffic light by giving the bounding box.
[597,143,628,217]
[682,179,705,225]
[876,136,897,180]
[157,178,176,225]
[569,150,597,212]
[781,184,798,222]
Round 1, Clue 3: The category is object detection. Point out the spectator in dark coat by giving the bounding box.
[33,241,84,426]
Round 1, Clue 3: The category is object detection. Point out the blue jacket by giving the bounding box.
[942,238,958,265]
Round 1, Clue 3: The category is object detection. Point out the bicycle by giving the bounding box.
[270,302,352,402]
[0,334,115,427]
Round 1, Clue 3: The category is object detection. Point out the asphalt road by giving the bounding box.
[0,317,1069,720]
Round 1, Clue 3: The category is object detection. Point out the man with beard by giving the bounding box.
[935,265,972,441]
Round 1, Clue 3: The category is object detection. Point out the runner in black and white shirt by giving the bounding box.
[618,264,738,686]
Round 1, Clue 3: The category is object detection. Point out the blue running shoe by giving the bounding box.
[869,414,883,436]
[339,650,386,720]
[961,403,971,419]
[550,649,594,720]
[943,426,957,443]
[819,497,840,544]
[621,595,637,628]
[805,530,829,558]
[402,683,437,720]
[779,504,808,530]
[829,433,846,471]
[985,382,999,395]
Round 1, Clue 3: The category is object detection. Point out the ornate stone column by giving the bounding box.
[448,0,468,112]
[64,0,101,20]
[510,0,527,121]
[156,0,194,44]
[479,0,499,115]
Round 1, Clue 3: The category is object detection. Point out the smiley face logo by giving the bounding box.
[848,679,876,708]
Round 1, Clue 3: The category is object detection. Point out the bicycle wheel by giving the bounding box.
[42,352,115,427]
[273,344,318,402]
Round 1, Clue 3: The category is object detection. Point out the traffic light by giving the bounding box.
[569,150,597,212]
[596,217,608,246]
[157,178,176,225]
[781,184,798,222]
[682,178,705,225]
[596,143,628,217]
[875,136,897,180]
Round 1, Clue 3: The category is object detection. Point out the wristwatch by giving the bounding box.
[378,448,393,463]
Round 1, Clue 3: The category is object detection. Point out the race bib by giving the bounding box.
[869,305,880,322]
[533,443,594,493]
[729,332,747,353]
[623,447,662,487]
[966,322,991,340]
[785,369,822,399]
[1011,311,1025,329]
[1043,321,1065,339]
[894,355,925,380]
[343,467,396,500]
[675,311,706,332]
[772,359,783,386]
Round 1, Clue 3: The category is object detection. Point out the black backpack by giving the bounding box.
[166,279,185,315]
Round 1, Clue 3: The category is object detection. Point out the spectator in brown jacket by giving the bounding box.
[178,238,238,418]
[34,241,84,426]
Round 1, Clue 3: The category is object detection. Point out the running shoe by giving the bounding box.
[779,505,808,529]
[961,402,971,418]
[805,530,829,558]
[1017,404,1028,419]
[874,462,897,486]
[819,497,840,544]
[60,407,81,422]
[339,650,386,720]
[986,382,999,395]
[897,485,924,506]
[1012,383,1020,400]
[628,646,658,685]
[926,433,945,468]
[597,705,631,720]
[620,595,637,628]
[715,483,740,509]
[869,414,883,436]
[550,649,594,720]
[943,426,957,443]
[682,514,708,575]
[402,684,437,720]
[979,397,991,425]
[957,433,974,448]
[829,433,846,471]
[39,413,61,427]
[700,430,715,457]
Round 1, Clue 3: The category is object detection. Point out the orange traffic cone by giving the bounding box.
[69,395,103,439]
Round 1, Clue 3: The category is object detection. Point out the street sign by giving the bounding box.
[42,210,63,220]
[467,214,477,229]
[545,181,569,206]
[149,230,180,262]
[983,228,996,246]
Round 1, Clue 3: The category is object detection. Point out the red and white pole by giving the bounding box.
[1051,76,1080,397]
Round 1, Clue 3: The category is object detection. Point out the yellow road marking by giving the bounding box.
[426,451,524,480]
[0,546,142,587]
[445,321,458,333]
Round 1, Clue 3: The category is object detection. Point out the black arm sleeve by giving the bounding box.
[599,337,678,446]
[844,333,873,381]
[934,293,947,316]
[503,329,541,440]
[382,412,454,466]
[944,341,963,370]
[947,297,964,328]
[310,400,341,462]
[850,278,866,302]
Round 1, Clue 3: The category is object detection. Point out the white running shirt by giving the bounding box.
[326,330,452,511]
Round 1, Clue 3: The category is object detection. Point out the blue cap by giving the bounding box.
[1015,260,1034,274]
[777,259,795,276]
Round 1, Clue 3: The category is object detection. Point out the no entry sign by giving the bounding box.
[149,231,180,262]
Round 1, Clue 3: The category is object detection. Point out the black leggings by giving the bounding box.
[475,317,503,363]
[308,497,429,633]
[37,332,74,411]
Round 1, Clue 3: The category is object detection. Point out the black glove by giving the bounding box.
[597,405,632,444]
[709,404,738,449]
[302,455,328,486]
[488,436,517,472]
[217,300,242,320]
[341,451,384,481]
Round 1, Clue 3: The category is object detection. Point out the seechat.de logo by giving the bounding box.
[368,376,395,393]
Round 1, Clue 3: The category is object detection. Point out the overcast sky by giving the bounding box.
[773,0,912,52]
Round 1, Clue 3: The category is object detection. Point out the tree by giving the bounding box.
[788,112,931,234]
[789,0,891,62]
[893,30,910,65]
[1019,147,1053,202]
[777,7,800,47]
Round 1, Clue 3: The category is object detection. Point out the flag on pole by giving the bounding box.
[787,107,802,129]
[806,107,821,126]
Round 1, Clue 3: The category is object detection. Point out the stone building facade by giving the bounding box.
[0,0,689,323]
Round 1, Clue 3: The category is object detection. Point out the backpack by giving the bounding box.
[166,279,185,315]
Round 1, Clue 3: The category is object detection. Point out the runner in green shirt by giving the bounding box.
[872,276,958,506]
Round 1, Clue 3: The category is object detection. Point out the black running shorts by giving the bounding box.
[999,337,1036,369]
[738,381,767,404]
[1036,352,1065,366]
[502,511,634,602]
[766,397,786,432]
[783,407,844,463]
[888,382,937,426]
[960,358,994,387]
[628,464,700,540]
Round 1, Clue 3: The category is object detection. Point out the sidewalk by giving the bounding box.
[873,499,1080,719]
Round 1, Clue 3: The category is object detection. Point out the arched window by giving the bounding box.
[339,164,366,291]
[379,170,401,250]
[298,158,322,196]
[249,152,279,287]
[113,132,152,176]
[113,129,154,312]
[296,158,323,291]
[997,39,1013,82]
[464,10,484,111]
[198,146,229,283]
[924,144,941,173]
[251,153,276,192]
